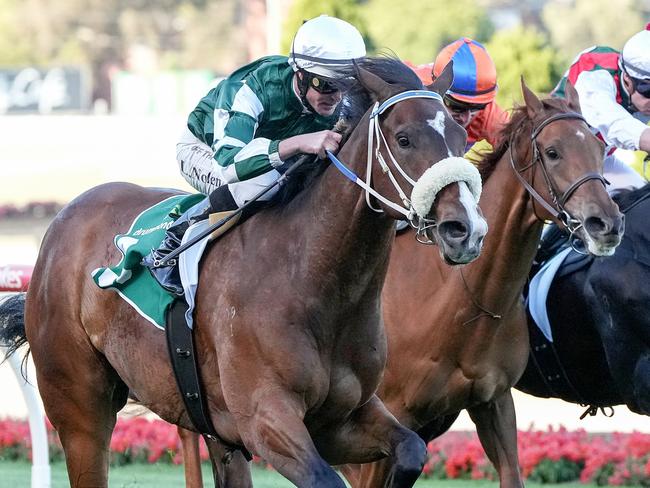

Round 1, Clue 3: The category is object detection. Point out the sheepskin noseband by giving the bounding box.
[411,157,482,218]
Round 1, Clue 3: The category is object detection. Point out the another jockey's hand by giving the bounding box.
[279,130,342,160]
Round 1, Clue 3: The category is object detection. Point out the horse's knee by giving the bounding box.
[306,459,348,488]
[391,429,427,483]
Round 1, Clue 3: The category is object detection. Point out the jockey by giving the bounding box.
[143,15,366,295]
[552,24,650,193]
[536,25,650,265]
[407,37,509,154]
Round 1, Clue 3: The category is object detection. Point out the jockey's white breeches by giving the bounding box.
[604,150,646,194]
[176,128,281,207]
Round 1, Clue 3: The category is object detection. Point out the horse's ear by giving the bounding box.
[521,76,543,119]
[427,60,454,96]
[356,66,393,102]
[564,80,582,113]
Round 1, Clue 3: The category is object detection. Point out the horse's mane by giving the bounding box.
[275,56,423,204]
[338,55,424,134]
[476,96,573,181]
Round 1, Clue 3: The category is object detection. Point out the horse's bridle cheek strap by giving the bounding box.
[511,111,608,232]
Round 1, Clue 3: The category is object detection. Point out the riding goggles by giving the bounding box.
[308,74,341,94]
[632,77,650,98]
[444,95,487,114]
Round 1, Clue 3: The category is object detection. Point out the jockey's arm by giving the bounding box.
[190,80,283,185]
[206,81,342,183]
[465,139,493,166]
[278,131,342,160]
[210,109,283,185]
[463,101,509,164]
[485,102,509,145]
[574,70,649,151]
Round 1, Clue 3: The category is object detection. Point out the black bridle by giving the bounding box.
[509,112,608,238]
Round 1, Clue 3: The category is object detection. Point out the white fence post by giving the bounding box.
[5,349,51,488]
[1,278,50,487]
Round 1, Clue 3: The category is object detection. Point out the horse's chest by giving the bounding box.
[318,365,378,416]
[312,344,385,414]
[403,358,514,417]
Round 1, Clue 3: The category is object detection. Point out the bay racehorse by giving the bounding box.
[0,58,488,488]
[342,80,624,487]
[517,183,650,417]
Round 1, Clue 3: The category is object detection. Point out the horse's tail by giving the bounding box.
[0,292,28,362]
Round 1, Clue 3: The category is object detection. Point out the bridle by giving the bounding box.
[461,111,608,325]
[509,112,607,247]
[328,89,481,245]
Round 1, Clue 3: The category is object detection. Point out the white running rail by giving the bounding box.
[1,288,51,488]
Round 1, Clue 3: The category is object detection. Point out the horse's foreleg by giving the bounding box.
[204,435,252,488]
[237,393,347,488]
[598,330,650,415]
[591,297,650,415]
[467,389,524,488]
[318,395,427,488]
[631,356,650,414]
[177,427,204,488]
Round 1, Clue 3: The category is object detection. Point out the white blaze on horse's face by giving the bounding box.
[427,112,453,157]
[576,130,586,140]
[458,181,488,248]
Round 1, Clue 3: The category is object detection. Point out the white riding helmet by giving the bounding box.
[288,15,366,79]
[622,23,650,80]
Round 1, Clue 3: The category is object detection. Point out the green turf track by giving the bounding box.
[0,460,614,487]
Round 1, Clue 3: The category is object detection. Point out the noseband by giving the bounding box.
[509,112,607,241]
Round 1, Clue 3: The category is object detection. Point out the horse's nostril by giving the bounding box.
[438,220,469,242]
[584,215,624,239]
[584,216,607,236]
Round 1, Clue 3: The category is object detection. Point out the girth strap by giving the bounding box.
[526,308,612,419]
[165,299,252,461]
[526,311,590,405]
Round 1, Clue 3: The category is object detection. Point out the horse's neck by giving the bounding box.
[397,145,543,318]
[289,132,396,300]
[459,145,544,311]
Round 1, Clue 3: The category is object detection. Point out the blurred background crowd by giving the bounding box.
[0,0,648,116]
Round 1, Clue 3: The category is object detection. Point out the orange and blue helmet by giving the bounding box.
[433,38,498,105]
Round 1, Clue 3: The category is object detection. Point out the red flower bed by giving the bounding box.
[1,417,649,485]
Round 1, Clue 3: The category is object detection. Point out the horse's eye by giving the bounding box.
[545,148,559,160]
[397,136,410,147]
